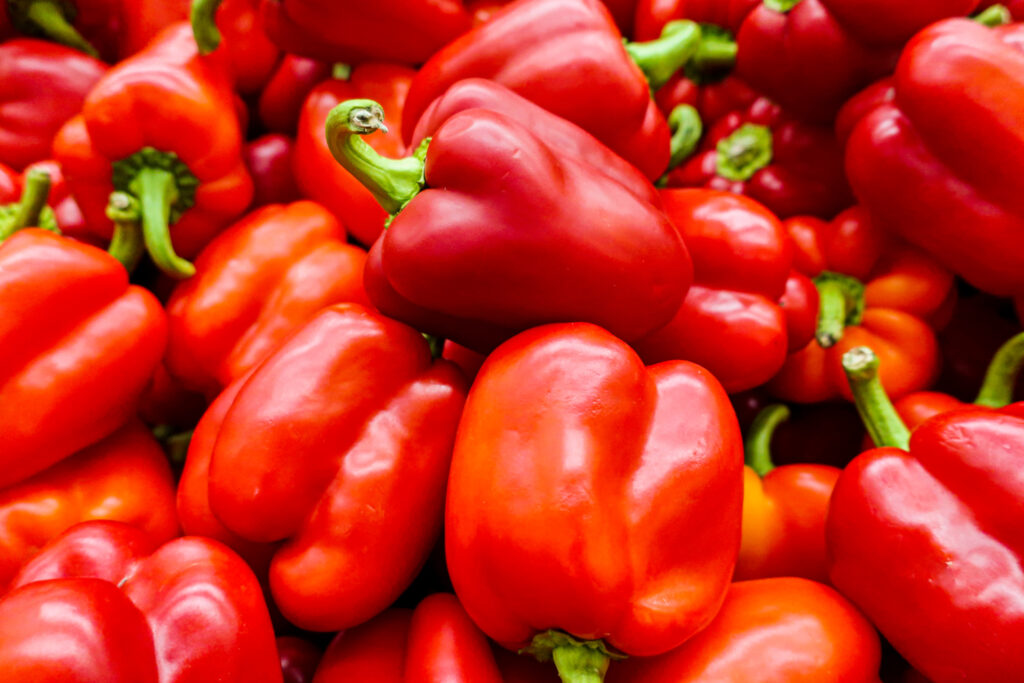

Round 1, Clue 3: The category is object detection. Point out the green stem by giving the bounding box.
[973,4,1011,27]
[625,20,703,91]
[10,168,51,232]
[422,333,445,360]
[325,99,426,215]
[764,0,803,12]
[974,331,1024,408]
[18,0,99,57]
[106,192,145,272]
[332,63,352,80]
[842,347,911,450]
[692,30,737,71]
[812,272,865,348]
[131,168,195,279]
[715,123,773,181]
[190,0,224,54]
[552,645,610,683]
[667,104,703,170]
[744,404,790,476]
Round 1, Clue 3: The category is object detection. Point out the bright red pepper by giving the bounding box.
[0,421,178,590]
[447,323,742,680]
[737,405,839,583]
[0,229,166,488]
[54,23,253,279]
[605,578,881,682]
[635,0,758,39]
[244,134,301,208]
[845,19,1024,298]
[0,520,281,682]
[654,71,758,130]
[327,95,690,353]
[665,97,852,218]
[402,0,737,181]
[258,54,330,134]
[0,162,17,200]
[165,200,368,397]
[191,0,281,94]
[769,206,949,403]
[278,637,321,683]
[293,64,415,247]
[201,304,467,631]
[829,346,1024,682]
[254,0,472,64]
[0,39,105,171]
[312,594,504,682]
[634,189,811,393]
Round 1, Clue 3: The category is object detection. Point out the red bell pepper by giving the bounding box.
[1,0,121,59]
[0,162,17,200]
[605,578,881,682]
[190,0,281,94]
[165,200,368,397]
[769,206,950,403]
[0,520,282,682]
[402,0,737,181]
[201,304,467,631]
[665,97,852,218]
[446,323,742,680]
[244,134,301,208]
[0,421,178,590]
[0,39,105,171]
[829,346,1024,682]
[845,19,1024,298]
[633,189,812,393]
[737,405,839,583]
[18,159,87,240]
[313,594,504,682]
[635,0,758,39]
[0,229,166,488]
[255,0,473,64]
[326,96,690,353]
[54,23,252,279]
[258,54,330,134]
[654,71,758,132]
[278,637,321,683]
[293,64,415,247]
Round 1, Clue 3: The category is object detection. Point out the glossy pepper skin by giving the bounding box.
[327,99,690,354]
[258,54,330,134]
[244,134,301,208]
[313,594,503,682]
[0,421,178,590]
[0,229,166,488]
[165,200,368,397]
[666,97,852,219]
[257,0,472,64]
[279,637,321,683]
[204,304,467,631]
[769,206,949,403]
[634,189,811,393]
[0,521,282,682]
[605,578,881,682]
[635,0,758,39]
[829,348,1024,683]
[737,405,839,583]
[190,0,281,94]
[447,323,742,679]
[402,0,721,181]
[845,19,1024,298]
[293,64,415,247]
[0,39,105,171]
[54,23,253,279]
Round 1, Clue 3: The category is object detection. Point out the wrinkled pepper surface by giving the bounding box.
[447,323,742,681]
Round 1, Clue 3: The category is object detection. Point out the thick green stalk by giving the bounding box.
[842,347,911,450]
[131,168,195,279]
[190,0,224,54]
[10,168,51,232]
[625,20,703,91]
[974,331,1024,408]
[18,0,99,56]
[974,4,1011,27]
[744,404,791,476]
[812,272,866,348]
[106,192,144,272]
[667,104,703,170]
[716,124,772,181]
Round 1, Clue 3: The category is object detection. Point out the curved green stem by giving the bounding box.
[625,20,703,91]
[974,331,1024,408]
[716,123,773,181]
[325,99,426,215]
[692,29,737,71]
[521,631,622,683]
[744,404,790,476]
[667,104,703,170]
[11,168,51,231]
[422,333,445,360]
[14,0,99,57]
[132,168,195,279]
[973,4,1011,27]
[812,272,865,348]
[106,192,144,272]
[190,0,224,54]
[842,347,911,450]
[764,0,803,12]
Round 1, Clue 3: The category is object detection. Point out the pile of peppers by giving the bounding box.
[1,0,1023,681]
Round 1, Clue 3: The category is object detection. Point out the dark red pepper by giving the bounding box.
[257,54,330,134]
[244,134,301,208]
